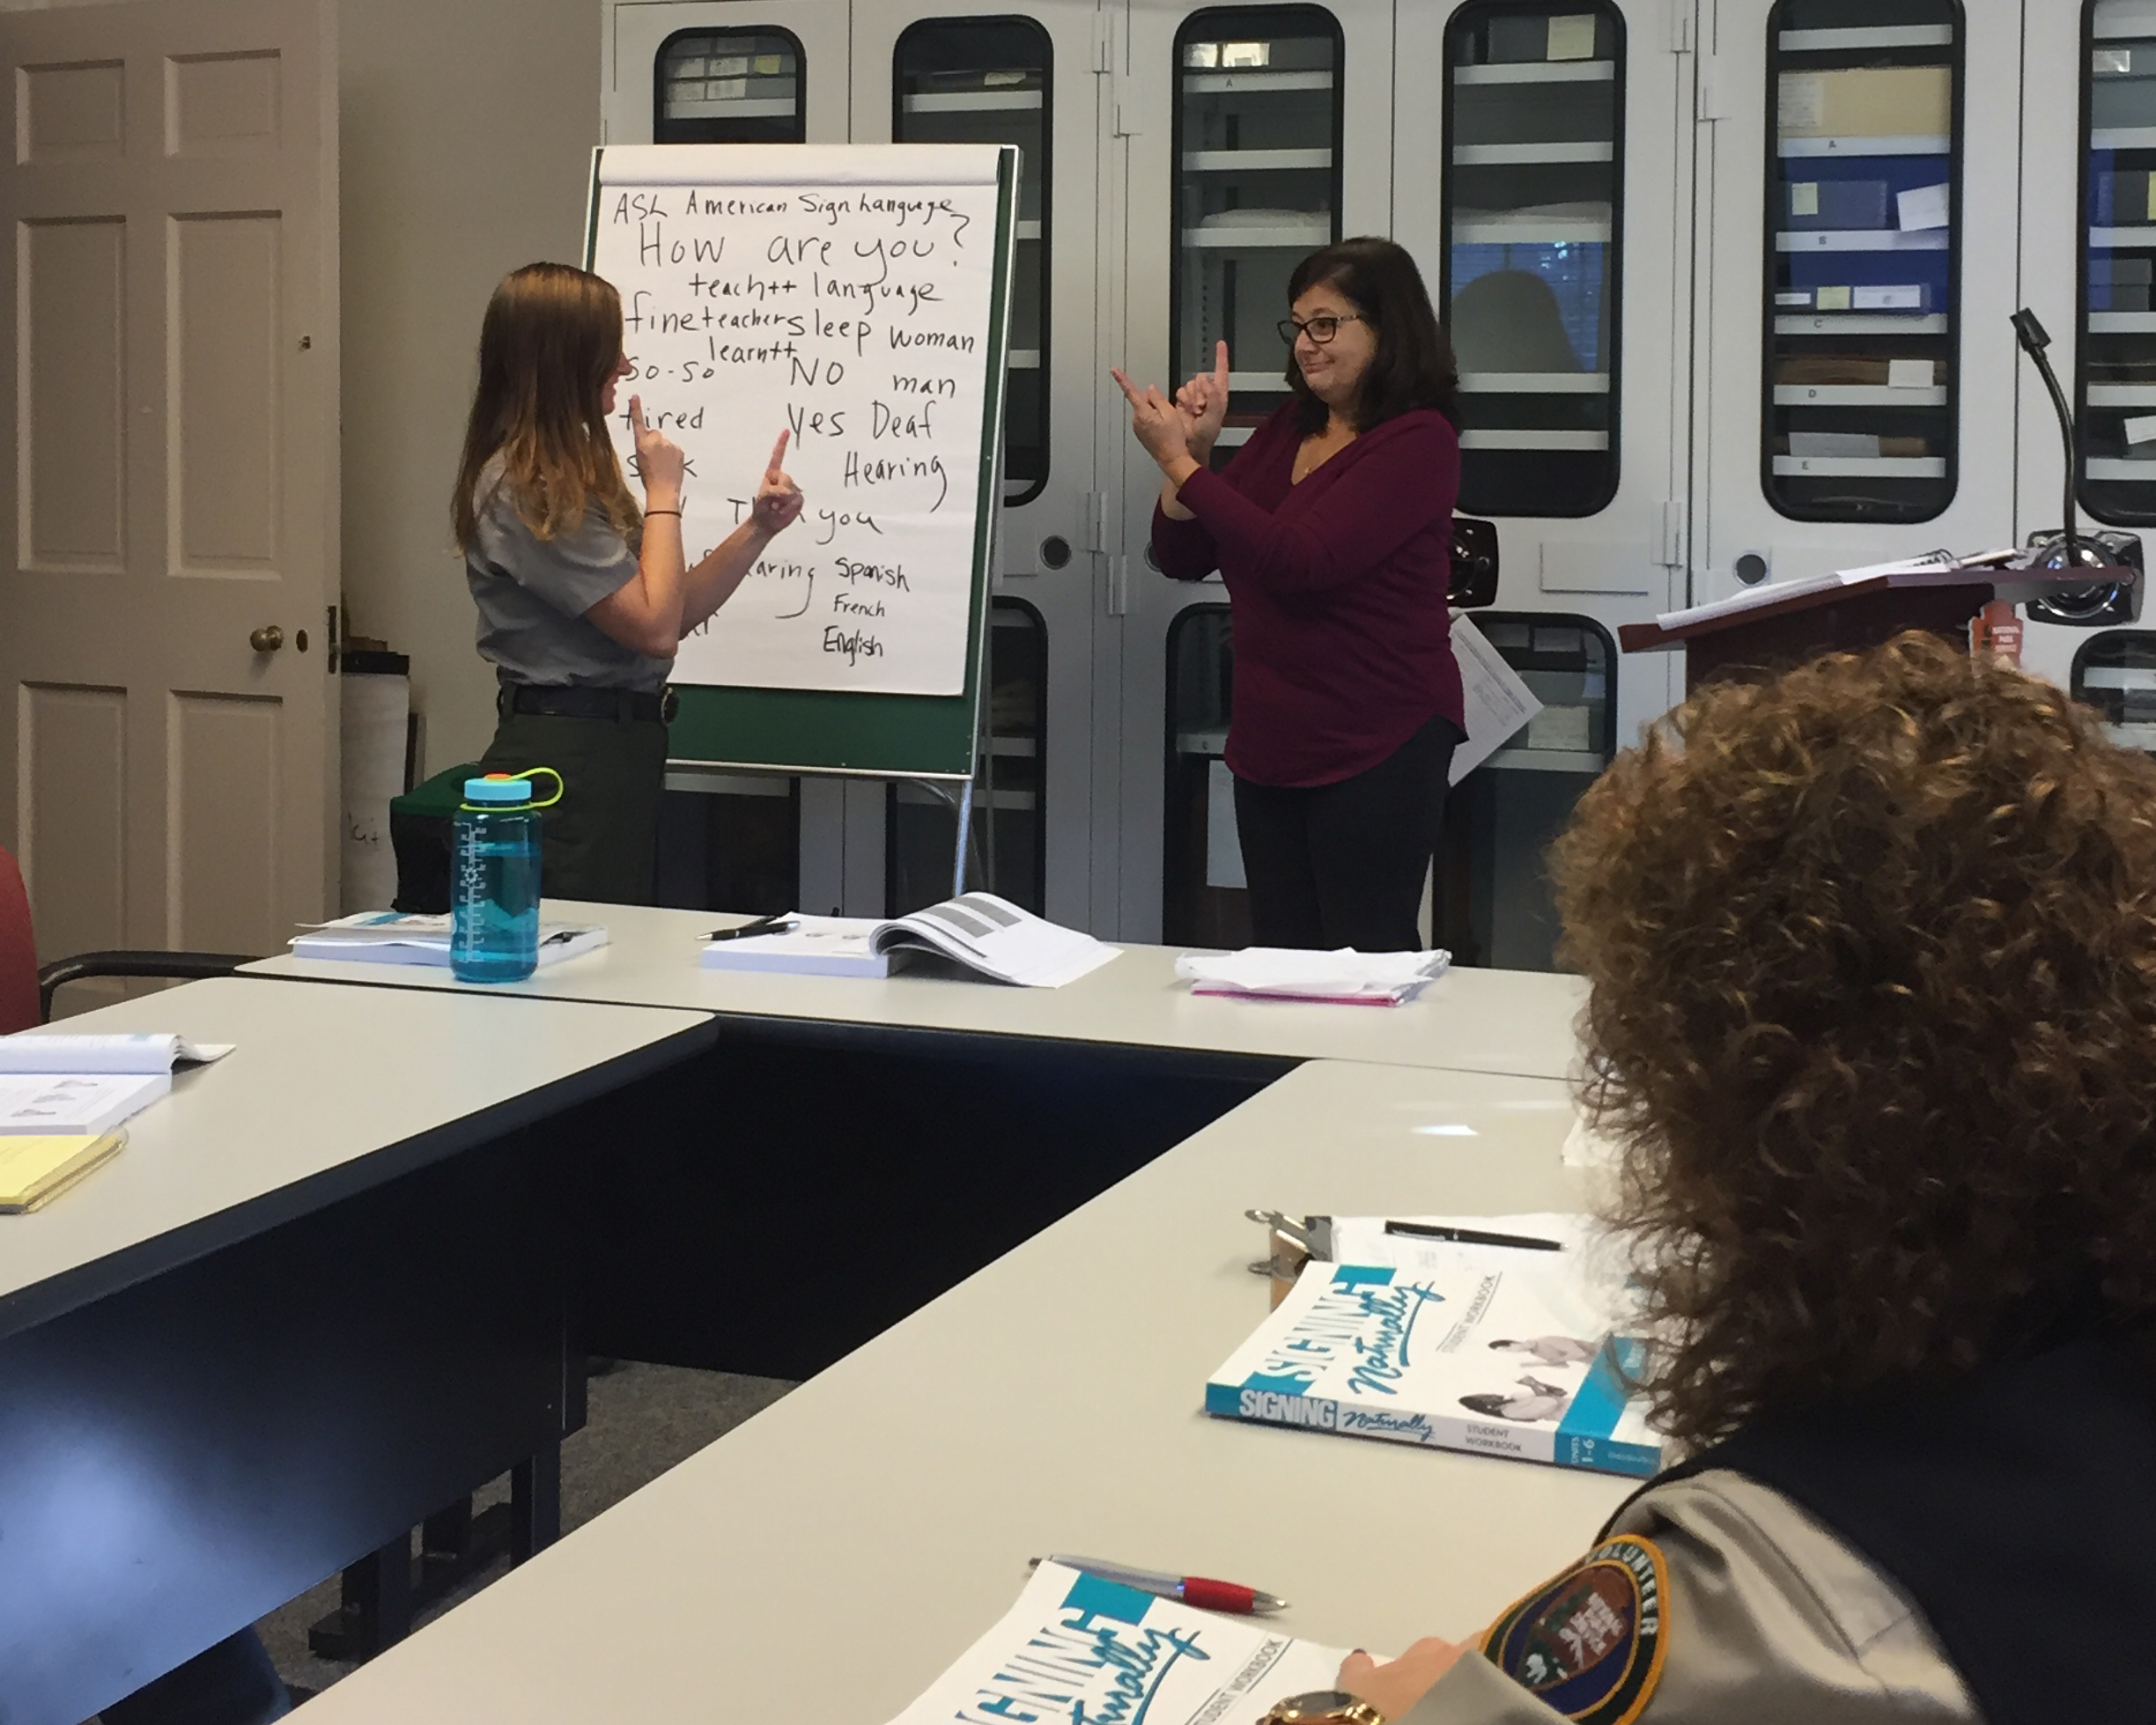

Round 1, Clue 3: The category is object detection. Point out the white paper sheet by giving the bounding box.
[1450,614,1544,783]
[589,144,1008,697]
[0,1033,233,1074]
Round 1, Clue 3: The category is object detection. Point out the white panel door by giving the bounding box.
[1692,1,2025,609]
[851,0,1105,927]
[1105,0,1397,943]
[1393,0,1696,752]
[0,0,336,971]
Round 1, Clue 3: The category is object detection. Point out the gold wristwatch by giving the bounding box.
[1260,1692,1386,1725]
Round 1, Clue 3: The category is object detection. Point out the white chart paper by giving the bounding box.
[588,144,1011,696]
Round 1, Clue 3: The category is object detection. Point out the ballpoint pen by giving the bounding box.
[707,914,801,941]
[1033,1554,1288,1615]
[1383,1220,1563,1251]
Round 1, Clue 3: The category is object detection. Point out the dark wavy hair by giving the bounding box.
[1549,633,2156,1450]
[1284,237,1460,434]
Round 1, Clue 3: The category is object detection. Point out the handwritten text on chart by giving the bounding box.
[591,157,1002,697]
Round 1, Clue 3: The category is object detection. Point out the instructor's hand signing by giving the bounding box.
[751,428,805,536]
[627,394,686,508]
[1112,339,1229,513]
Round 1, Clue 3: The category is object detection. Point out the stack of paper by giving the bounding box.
[0,1132,126,1213]
[292,912,609,968]
[0,1029,237,1141]
[1176,947,1451,1006]
[885,1560,1350,1725]
[0,1032,233,1073]
[701,915,890,978]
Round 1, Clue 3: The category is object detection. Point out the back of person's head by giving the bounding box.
[1550,633,2156,1449]
[452,262,639,550]
[1285,236,1459,434]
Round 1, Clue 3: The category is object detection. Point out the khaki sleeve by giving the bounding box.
[1599,1471,1976,1724]
[1389,1470,1974,1725]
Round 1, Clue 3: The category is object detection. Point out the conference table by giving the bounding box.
[7,924,1592,1724]
[245,900,1590,1082]
[0,978,715,1725]
[290,1058,1629,1723]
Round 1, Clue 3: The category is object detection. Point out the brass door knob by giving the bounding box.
[249,624,284,653]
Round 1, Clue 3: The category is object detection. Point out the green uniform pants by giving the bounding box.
[476,711,668,906]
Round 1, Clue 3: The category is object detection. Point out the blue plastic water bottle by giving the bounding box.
[450,769,559,983]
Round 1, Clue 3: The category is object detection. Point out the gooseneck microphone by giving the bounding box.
[2011,306,2079,571]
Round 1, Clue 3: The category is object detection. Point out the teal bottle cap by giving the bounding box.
[463,774,534,805]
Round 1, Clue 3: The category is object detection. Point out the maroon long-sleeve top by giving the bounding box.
[1150,402,1464,788]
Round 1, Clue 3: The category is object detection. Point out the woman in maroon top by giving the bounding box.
[1112,237,1465,951]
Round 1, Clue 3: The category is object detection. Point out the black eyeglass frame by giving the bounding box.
[1275,312,1367,346]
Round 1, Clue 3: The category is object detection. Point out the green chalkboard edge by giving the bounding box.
[582,144,1016,782]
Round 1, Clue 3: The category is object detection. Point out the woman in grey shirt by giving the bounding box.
[452,262,801,903]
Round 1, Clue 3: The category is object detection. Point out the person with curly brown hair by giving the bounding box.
[1274,633,2156,1725]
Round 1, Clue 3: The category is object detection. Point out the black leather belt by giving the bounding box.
[500,683,676,724]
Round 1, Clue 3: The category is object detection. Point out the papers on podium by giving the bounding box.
[883,1559,1350,1725]
[1207,1217,1663,1478]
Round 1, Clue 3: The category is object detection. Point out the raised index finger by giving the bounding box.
[628,394,647,434]
[767,428,790,473]
[1212,339,1229,390]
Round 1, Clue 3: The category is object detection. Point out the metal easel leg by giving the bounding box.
[951,778,976,898]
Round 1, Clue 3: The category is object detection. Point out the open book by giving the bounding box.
[704,895,1117,988]
[1208,1214,1661,1478]
[885,1559,1349,1725]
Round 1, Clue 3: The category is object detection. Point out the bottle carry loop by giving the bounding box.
[460,766,565,813]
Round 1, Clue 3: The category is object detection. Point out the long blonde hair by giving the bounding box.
[452,262,640,549]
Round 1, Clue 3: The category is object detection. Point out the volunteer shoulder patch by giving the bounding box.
[1479,1535,1667,1725]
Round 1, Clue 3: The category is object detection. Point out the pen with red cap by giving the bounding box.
[1035,1553,1289,1615]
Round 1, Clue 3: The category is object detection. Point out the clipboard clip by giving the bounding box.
[1244,1208,1333,1294]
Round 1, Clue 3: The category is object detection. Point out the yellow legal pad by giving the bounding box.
[0,1131,125,1213]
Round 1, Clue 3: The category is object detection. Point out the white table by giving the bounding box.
[245,901,1588,1080]
[1,977,715,1333]
[292,1059,1630,1723]
[0,978,717,1725]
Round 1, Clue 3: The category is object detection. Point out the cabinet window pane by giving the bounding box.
[654,27,805,144]
[1763,0,1960,522]
[2082,0,2156,523]
[1173,5,1344,470]
[1441,2,1625,518]
[896,18,1052,505]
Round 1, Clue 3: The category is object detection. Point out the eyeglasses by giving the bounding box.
[1276,313,1367,346]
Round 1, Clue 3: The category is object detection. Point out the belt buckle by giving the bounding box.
[661,685,680,725]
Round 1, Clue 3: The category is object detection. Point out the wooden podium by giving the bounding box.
[1619,567,2136,697]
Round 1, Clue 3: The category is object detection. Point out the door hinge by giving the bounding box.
[1084,490,1110,552]
[1114,92,1143,136]
[1657,501,1688,568]
[1105,553,1130,617]
[1668,0,1695,55]
[1092,11,1114,74]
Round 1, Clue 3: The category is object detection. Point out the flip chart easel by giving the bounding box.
[583,143,1018,891]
